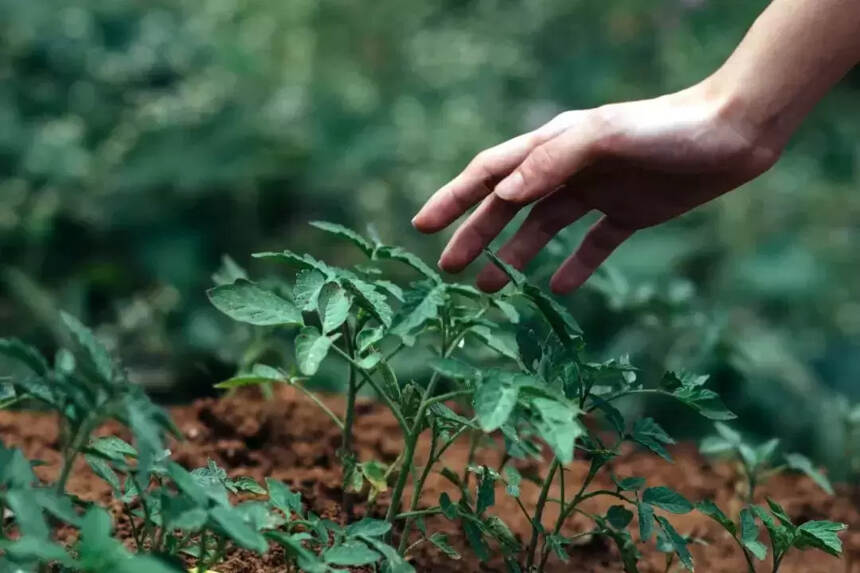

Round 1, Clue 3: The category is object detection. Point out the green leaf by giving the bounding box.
[493,299,520,324]
[210,505,269,553]
[531,397,582,464]
[0,338,49,377]
[0,537,74,566]
[392,285,445,338]
[167,462,210,507]
[614,476,646,491]
[429,532,461,559]
[476,467,495,514]
[785,453,834,495]
[439,492,458,520]
[795,520,847,557]
[463,520,490,562]
[374,245,441,283]
[212,254,249,286]
[751,505,795,555]
[375,279,405,302]
[310,220,374,256]
[5,489,49,539]
[642,487,693,514]
[485,515,521,553]
[253,250,336,277]
[293,269,327,311]
[483,250,526,287]
[87,436,137,462]
[591,397,625,437]
[430,357,480,381]
[470,325,520,362]
[522,284,583,344]
[358,535,416,573]
[266,531,329,573]
[638,502,654,542]
[295,327,334,376]
[665,372,736,421]
[632,418,675,462]
[740,507,767,560]
[208,280,303,326]
[356,324,385,353]
[504,465,522,498]
[265,478,303,516]
[234,476,266,495]
[359,461,389,495]
[696,500,736,535]
[766,498,795,528]
[324,540,381,566]
[85,454,122,491]
[161,494,208,531]
[0,448,36,489]
[607,505,634,529]
[317,282,350,334]
[655,516,694,570]
[61,311,114,384]
[346,517,391,538]
[342,277,393,328]
[474,375,519,432]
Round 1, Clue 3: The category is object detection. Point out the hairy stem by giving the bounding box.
[56,416,95,494]
[398,419,439,553]
[526,458,560,570]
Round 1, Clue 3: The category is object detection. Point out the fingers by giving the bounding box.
[437,193,520,272]
[550,216,633,294]
[494,114,605,205]
[411,132,539,233]
[474,192,590,292]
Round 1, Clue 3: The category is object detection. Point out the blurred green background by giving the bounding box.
[1,0,857,476]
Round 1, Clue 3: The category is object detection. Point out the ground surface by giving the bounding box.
[1,386,858,572]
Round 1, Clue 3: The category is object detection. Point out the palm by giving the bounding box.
[412,89,779,294]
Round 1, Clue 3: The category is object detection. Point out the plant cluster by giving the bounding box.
[0,221,848,572]
[0,313,405,572]
[202,221,847,572]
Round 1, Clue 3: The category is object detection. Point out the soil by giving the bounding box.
[1,386,858,573]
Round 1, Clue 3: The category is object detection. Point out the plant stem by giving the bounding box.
[461,430,480,487]
[395,507,442,520]
[341,322,357,520]
[56,416,95,494]
[398,420,439,553]
[526,458,560,570]
[292,380,344,430]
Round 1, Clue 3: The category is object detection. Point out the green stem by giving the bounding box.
[292,380,344,430]
[772,550,784,572]
[461,430,480,488]
[395,507,442,520]
[331,345,409,432]
[56,417,95,494]
[341,322,357,520]
[398,420,440,552]
[526,458,560,569]
[123,503,142,550]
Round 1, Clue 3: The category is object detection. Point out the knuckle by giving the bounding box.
[522,145,558,183]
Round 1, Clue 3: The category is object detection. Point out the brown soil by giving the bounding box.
[1,386,858,572]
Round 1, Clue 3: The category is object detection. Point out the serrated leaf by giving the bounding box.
[61,312,114,384]
[504,465,522,498]
[0,338,49,377]
[740,507,767,560]
[463,520,490,562]
[265,478,303,516]
[667,375,736,421]
[392,285,445,338]
[85,454,122,492]
[642,487,693,514]
[531,397,582,464]
[342,277,393,328]
[430,357,480,381]
[439,492,458,520]
[655,516,694,570]
[638,502,654,542]
[696,500,736,535]
[607,505,634,529]
[234,476,266,495]
[356,324,385,353]
[632,418,675,462]
[470,325,520,362]
[795,520,846,557]
[522,283,582,343]
[374,280,404,302]
[294,269,327,311]
[210,505,268,553]
[295,327,333,376]
[614,476,646,491]
[324,540,381,566]
[493,299,520,324]
[253,250,336,277]
[346,518,391,538]
[208,280,303,326]
[484,250,527,287]
[785,453,834,495]
[310,220,374,256]
[317,282,350,334]
[474,375,519,432]
[87,436,137,462]
[374,245,441,283]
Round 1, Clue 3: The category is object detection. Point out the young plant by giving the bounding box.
[695,422,845,572]
[206,220,843,572]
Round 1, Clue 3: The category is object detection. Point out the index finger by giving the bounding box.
[411,132,538,233]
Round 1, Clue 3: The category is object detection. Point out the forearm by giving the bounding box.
[705,0,860,149]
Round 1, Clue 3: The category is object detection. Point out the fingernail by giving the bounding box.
[494,172,523,201]
[410,215,418,227]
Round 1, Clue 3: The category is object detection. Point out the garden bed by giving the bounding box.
[2,385,857,572]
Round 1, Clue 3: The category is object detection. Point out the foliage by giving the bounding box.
[203,221,848,571]
[0,313,405,572]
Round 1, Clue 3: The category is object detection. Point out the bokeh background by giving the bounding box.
[1,0,858,478]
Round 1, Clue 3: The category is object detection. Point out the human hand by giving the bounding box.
[412,83,782,294]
